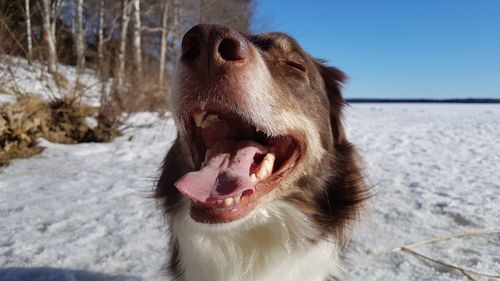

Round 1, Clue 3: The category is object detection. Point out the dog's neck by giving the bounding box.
[170,201,343,281]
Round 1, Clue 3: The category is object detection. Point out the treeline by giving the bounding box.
[0,0,254,165]
[347,98,500,104]
[0,0,254,110]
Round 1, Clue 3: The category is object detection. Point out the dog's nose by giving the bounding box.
[181,24,249,72]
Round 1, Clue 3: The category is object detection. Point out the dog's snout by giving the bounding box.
[181,24,249,75]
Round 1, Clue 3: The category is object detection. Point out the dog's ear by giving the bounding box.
[318,64,348,145]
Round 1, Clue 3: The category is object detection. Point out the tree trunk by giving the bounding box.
[199,0,205,23]
[158,0,169,86]
[75,0,85,75]
[171,0,181,62]
[25,0,33,64]
[97,0,104,77]
[49,0,62,51]
[41,0,58,74]
[132,0,142,78]
[115,0,131,94]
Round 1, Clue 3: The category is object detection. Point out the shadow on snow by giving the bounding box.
[0,267,142,281]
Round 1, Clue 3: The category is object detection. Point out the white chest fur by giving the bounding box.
[171,201,343,281]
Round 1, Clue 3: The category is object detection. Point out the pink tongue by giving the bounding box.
[174,140,269,203]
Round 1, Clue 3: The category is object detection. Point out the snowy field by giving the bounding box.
[1,103,499,281]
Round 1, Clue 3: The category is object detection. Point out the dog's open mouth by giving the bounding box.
[174,103,303,223]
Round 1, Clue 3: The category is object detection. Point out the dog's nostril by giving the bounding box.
[181,33,201,61]
[218,37,247,61]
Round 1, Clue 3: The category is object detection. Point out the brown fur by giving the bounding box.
[155,24,369,281]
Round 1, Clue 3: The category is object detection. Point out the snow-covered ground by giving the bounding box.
[0,56,102,106]
[345,104,500,281]
[1,103,499,281]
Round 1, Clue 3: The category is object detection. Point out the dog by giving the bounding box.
[155,24,367,281]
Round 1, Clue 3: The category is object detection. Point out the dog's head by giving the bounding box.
[157,24,365,237]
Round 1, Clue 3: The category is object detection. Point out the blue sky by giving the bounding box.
[252,0,500,99]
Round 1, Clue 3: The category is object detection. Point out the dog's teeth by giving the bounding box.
[193,112,206,127]
[234,193,242,204]
[201,114,219,128]
[224,197,234,206]
[256,153,275,180]
[216,199,223,205]
[250,173,257,183]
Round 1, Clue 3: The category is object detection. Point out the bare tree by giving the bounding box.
[115,0,131,93]
[74,0,85,75]
[97,0,104,77]
[158,0,169,86]
[198,0,205,23]
[132,0,142,78]
[24,0,33,64]
[40,0,60,73]
[171,0,181,62]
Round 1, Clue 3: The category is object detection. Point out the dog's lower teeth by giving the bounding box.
[224,197,234,206]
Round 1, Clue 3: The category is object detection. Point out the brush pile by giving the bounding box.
[0,95,121,166]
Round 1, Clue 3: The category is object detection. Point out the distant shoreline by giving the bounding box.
[346,98,500,104]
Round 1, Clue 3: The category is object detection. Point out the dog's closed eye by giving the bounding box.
[284,53,307,72]
[284,60,306,72]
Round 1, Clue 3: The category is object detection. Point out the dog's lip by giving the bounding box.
[190,198,258,223]
[177,102,305,223]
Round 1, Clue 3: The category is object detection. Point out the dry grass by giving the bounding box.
[392,227,500,281]
[0,97,45,165]
[0,95,121,166]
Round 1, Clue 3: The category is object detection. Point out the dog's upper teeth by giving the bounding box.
[201,114,219,128]
[193,112,220,128]
[256,153,275,180]
[224,197,234,206]
[193,111,207,127]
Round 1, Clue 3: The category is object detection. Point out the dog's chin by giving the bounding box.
[185,190,281,225]
[189,200,259,224]
[178,197,277,233]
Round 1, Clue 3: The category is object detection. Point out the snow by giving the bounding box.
[0,267,141,281]
[1,60,500,281]
[345,104,500,281]
[0,112,175,281]
[0,56,102,106]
